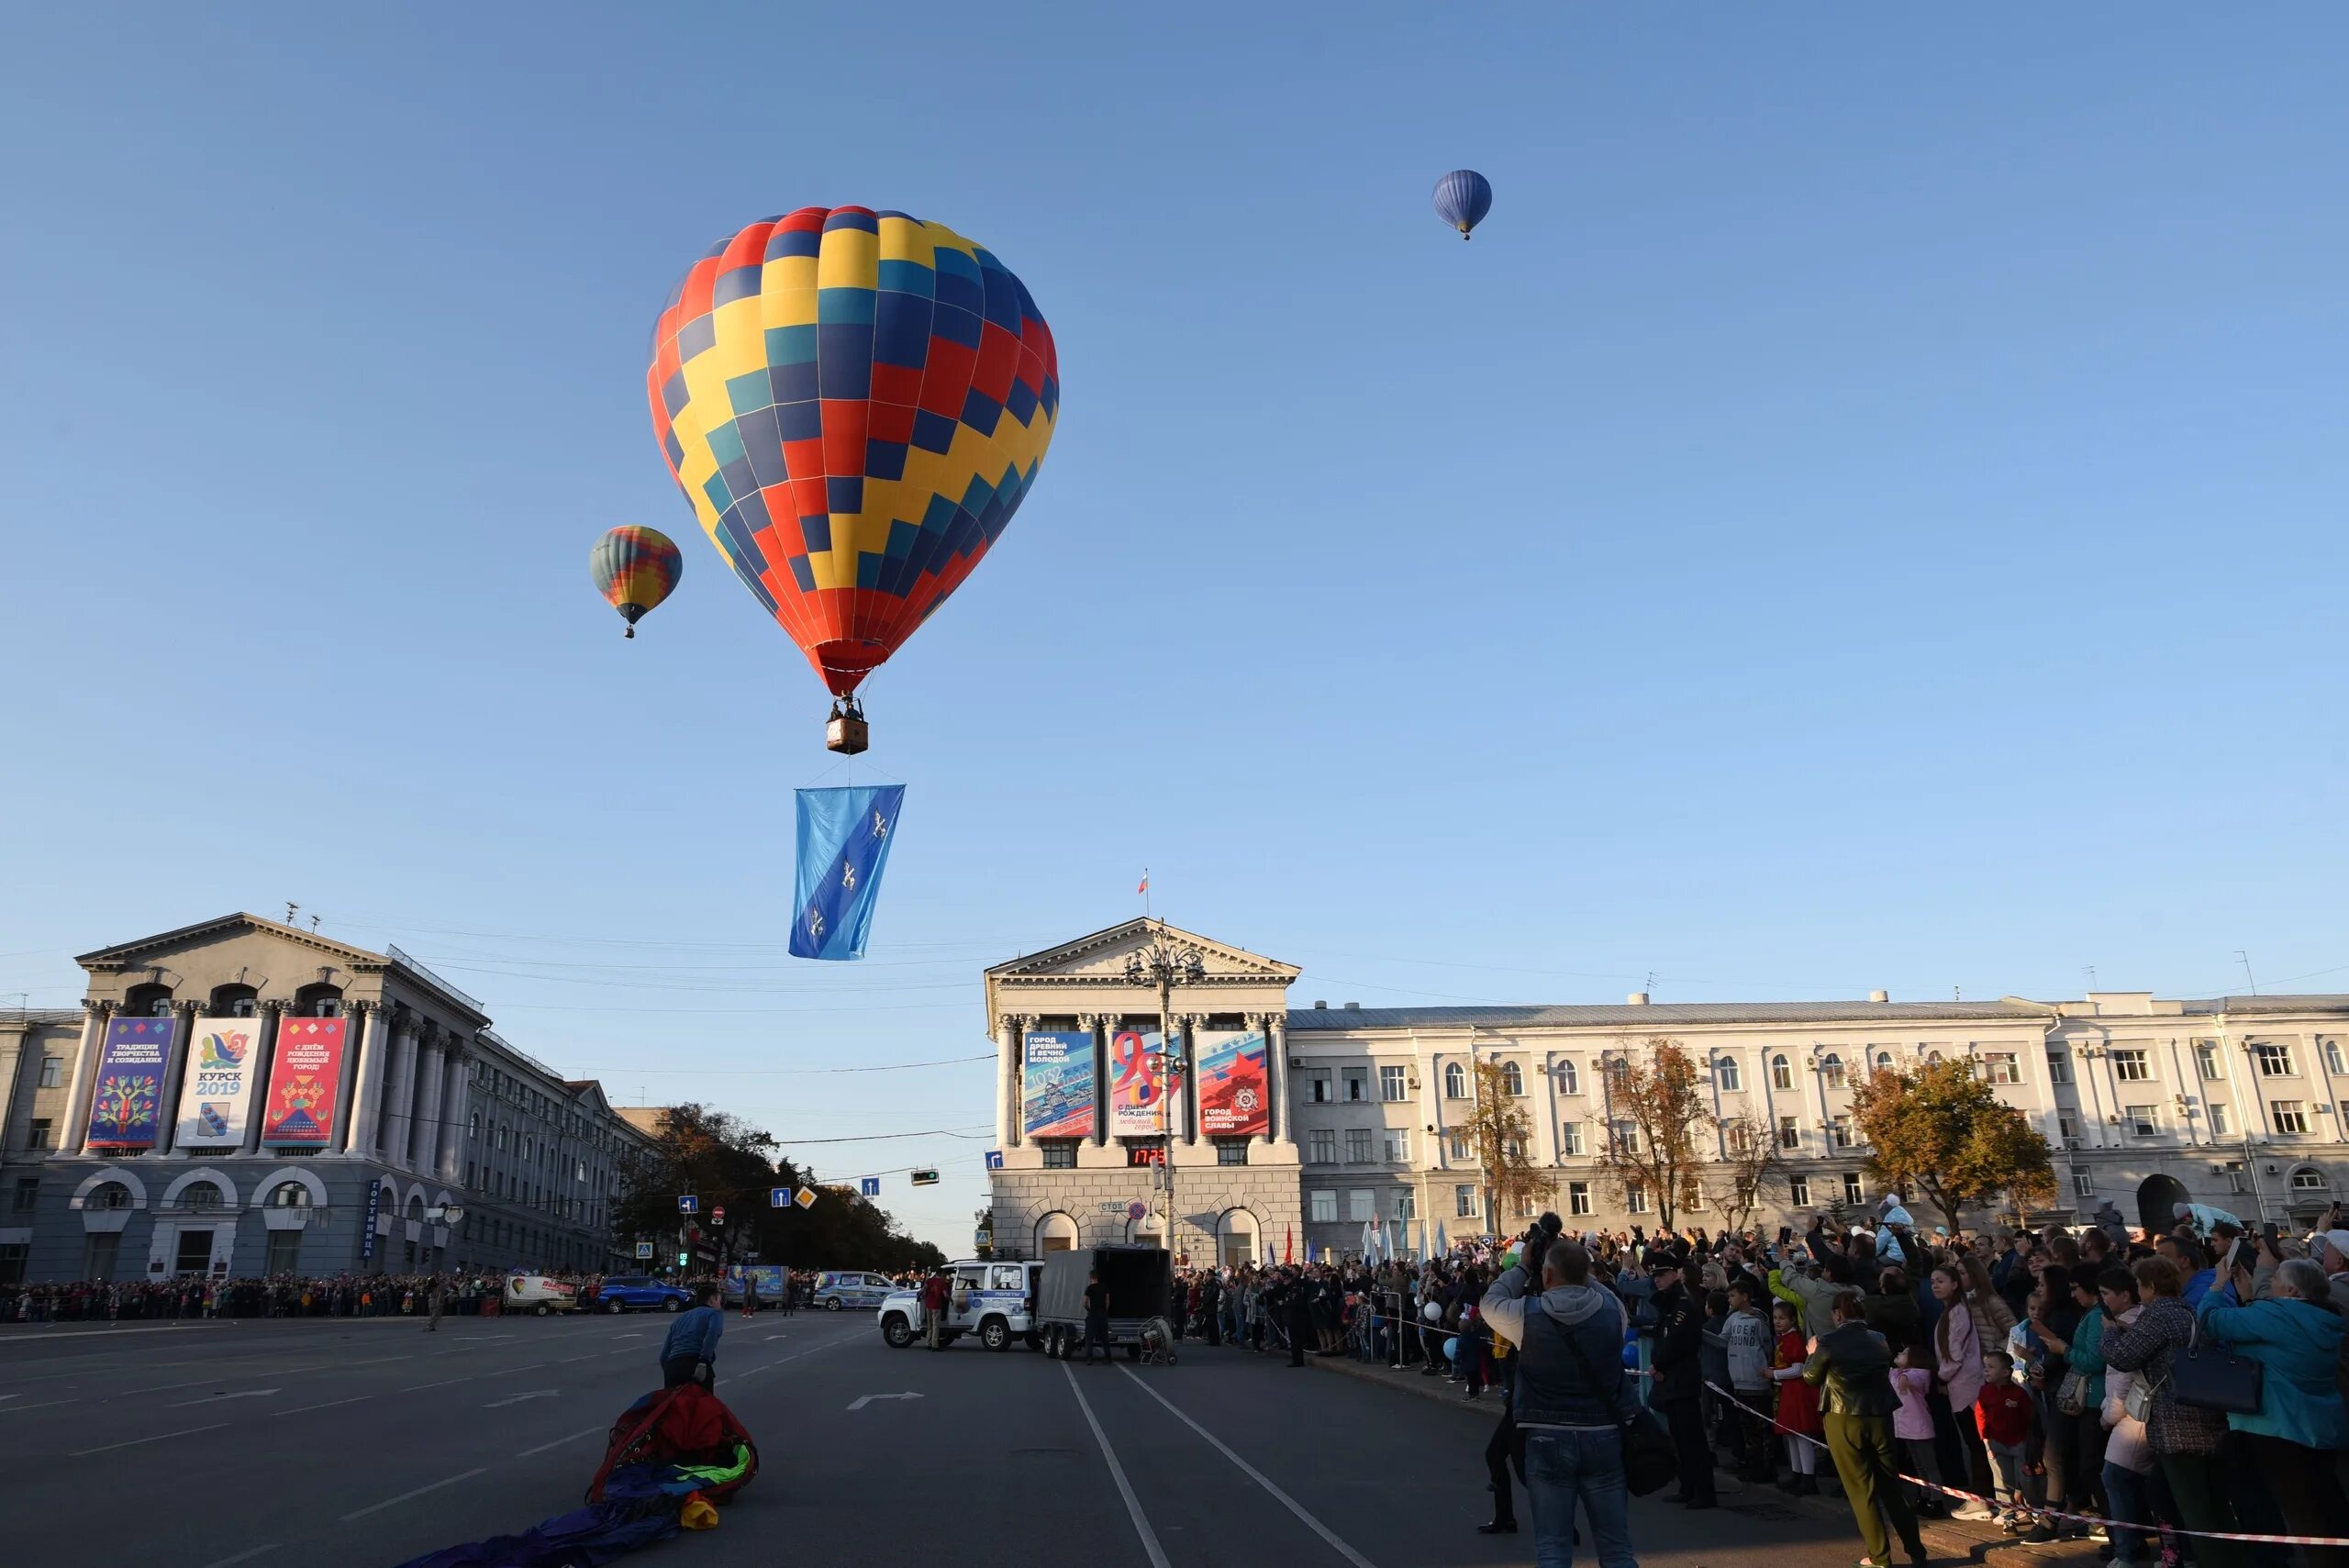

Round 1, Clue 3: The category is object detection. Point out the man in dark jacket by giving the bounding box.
[1803,1289,1925,1568]
[1646,1253,1715,1508]
[1199,1267,1223,1347]
[1285,1268,1315,1367]
[1860,1266,1921,1359]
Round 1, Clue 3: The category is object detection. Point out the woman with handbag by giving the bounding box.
[2197,1255,2349,1568]
[2097,1270,2160,1568]
[2028,1263,2114,1540]
[2103,1255,2247,1568]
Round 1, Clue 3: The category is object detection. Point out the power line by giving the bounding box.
[572,1053,992,1076]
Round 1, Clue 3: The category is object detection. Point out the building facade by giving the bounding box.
[986,920,2349,1262]
[0,912,653,1285]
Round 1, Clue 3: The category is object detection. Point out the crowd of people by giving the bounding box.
[1152,1196,2349,1568]
[0,1265,841,1323]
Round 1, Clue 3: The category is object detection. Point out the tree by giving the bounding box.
[1459,1059,1555,1233]
[1596,1038,1714,1232]
[1702,1100,1784,1237]
[1851,1060,2055,1234]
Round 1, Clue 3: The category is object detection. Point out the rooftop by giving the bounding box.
[1285,994,2349,1031]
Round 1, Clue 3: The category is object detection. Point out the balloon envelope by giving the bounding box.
[590,526,683,631]
[1432,169,1494,237]
[647,206,1060,697]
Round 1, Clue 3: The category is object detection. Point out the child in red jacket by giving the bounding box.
[1974,1350,2034,1519]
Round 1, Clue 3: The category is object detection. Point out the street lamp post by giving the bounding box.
[1125,932,1205,1262]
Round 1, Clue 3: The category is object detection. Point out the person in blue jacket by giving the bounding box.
[2197,1255,2348,1562]
[661,1285,726,1390]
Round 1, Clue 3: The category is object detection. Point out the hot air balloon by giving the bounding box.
[1432,170,1493,239]
[647,206,1060,753]
[590,526,683,638]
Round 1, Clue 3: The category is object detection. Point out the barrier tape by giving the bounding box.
[1699,1379,2349,1549]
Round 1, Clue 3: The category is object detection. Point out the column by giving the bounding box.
[413,1039,447,1177]
[154,1001,200,1155]
[0,1021,28,1155]
[994,1014,1019,1149]
[339,1002,389,1154]
[381,1018,421,1166]
[1181,1013,1206,1146]
[239,1002,285,1155]
[1269,1014,1292,1146]
[61,1001,112,1155]
[438,1045,468,1183]
[1093,1014,1116,1148]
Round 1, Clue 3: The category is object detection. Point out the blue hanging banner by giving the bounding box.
[790,784,906,961]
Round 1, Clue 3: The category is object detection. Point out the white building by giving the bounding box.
[985,919,2349,1261]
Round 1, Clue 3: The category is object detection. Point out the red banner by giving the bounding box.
[262,1016,346,1145]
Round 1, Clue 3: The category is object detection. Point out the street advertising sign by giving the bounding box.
[362,1178,383,1262]
[174,1017,262,1151]
[1108,1027,1174,1137]
[1022,1029,1095,1139]
[261,1016,345,1146]
[1196,1029,1270,1138]
[636,1241,654,1260]
[86,1016,171,1149]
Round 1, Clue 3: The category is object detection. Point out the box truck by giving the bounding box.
[1034,1245,1171,1361]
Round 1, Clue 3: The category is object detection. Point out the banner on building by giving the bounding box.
[1197,1029,1271,1138]
[1022,1029,1096,1139]
[86,1016,171,1149]
[262,1016,347,1146]
[173,1017,264,1151]
[361,1177,383,1262]
[1108,1026,1174,1137]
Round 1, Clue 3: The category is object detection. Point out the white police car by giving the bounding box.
[810,1270,896,1311]
[878,1260,1042,1351]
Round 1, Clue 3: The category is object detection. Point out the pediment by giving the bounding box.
[75,911,387,973]
[986,919,1298,984]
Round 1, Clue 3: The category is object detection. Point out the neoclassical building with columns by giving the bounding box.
[986,920,2349,1263]
[0,912,651,1284]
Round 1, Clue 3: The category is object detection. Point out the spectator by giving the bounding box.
[1889,1346,1947,1517]
[1645,1253,1713,1508]
[1718,1278,1776,1484]
[1974,1350,2033,1523]
[1770,1297,1823,1495]
[2197,1254,2349,1568]
[1802,1289,1927,1568]
[659,1285,724,1389]
[2103,1254,2248,1568]
[2096,1268,2158,1568]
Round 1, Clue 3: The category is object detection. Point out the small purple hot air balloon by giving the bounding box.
[1432,169,1493,239]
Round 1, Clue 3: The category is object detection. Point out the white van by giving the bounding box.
[507,1273,581,1315]
[878,1259,1043,1351]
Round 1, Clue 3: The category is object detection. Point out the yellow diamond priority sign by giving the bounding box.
[794,1186,818,1209]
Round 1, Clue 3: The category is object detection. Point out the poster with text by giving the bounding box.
[1197,1029,1271,1138]
[262,1016,346,1145]
[1108,1026,1175,1137]
[86,1016,171,1148]
[1022,1030,1096,1139]
[173,1017,264,1150]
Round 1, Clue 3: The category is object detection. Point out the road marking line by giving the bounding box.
[339,1466,488,1520]
[70,1421,231,1457]
[556,1353,603,1362]
[281,1396,373,1417]
[0,1325,195,1342]
[168,1388,281,1408]
[730,1335,855,1379]
[341,1353,414,1366]
[488,1362,548,1375]
[399,1375,472,1392]
[199,1545,278,1568]
[1062,1363,1172,1568]
[0,1398,78,1415]
[516,1424,606,1458]
[1114,1364,1379,1568]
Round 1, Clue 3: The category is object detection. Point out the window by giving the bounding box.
[2272,1100,2310,1135]
[1561,1121,1585,1157]
[1393,1190,1415,1222]
[27,1118,51,1151]
[2045,1051,2070,1084]
[1344,1129,1372,1164]
[87,1182,131,1211]
[1567,1181,1591,1217]
[1309,1190,1338,1223]
[83,1232,120,1281]
[2197,1041,2221,1080]
[1983,1052,2021,1084]
[2207,1102,2231,1137]
[1777,1115,1799,1151]
[1925,1050,1943,1065]
[2124,1105,2159,1137]
[2110,1050,2149,1083]
[1842,1172,1864,1205]
[1625,1183,1648,1215]
[1500,1062,1525,1097]
[2074,1170,2096,1199]
[1343,1069,1368,1103]
[1455,1185,1476,1218]
[2223,1165,2246,1195]
[2291,1167,2327,1193]
[38,1053,62,1088]
[10,1178,35,1212]
[1216,1140,1249,1166]
[496,1125,508,1151]
[1308,1073,1332,1104]
[1514,1192,1537,1218]
[1381,1129,1408,1163]
[1041,1141,1077,1170]
[1609,1120,1639,1156]
[1722,1117,1751,1153]
[1347,1190,1374,1221]
[183,1182,224,1212]
[1682,1183,1705,1212]
[1557,1060,1579,1095]
[2255,1043,2296,1078]
[1820,1053,1846,1091]
[1446,1134,1467,1162]
[1380,1065,1408,1102]
[1443,1063,1465,1099]
[1831,1115,1852,1149]
[1873,1050,1894,1075]
[2328,1040,2347,1076]
[0,1243,26,1284]
[1787,1174,1810,1207]
[2057,1110,2080,1144]
[1716,1057,1741,1093]
[1502,1137,1523,1159]
[265,1229,302,1275]
[1771,1055,1792,1091]
[470,1110,481,1140]
[1308,1129,1337,1165]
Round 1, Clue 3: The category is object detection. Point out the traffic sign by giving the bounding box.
[975,1229,993,1247]
[677,1195,698,1215]
[635,1241,654,1260]
[1128,1202,1147,1221]
[770,1186,790,1207]
[984,1150,1004,1171]
[911,1168,939,1186]
[711,1206,726,1226]
[794,1186,818,1209]
[859,1176,881,1197]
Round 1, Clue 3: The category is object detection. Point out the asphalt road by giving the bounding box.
[2,1309,2087,1568]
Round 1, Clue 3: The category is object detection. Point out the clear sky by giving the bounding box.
[4,6,2344,1251]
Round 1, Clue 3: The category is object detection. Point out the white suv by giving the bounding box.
[879,1260,1041,1351]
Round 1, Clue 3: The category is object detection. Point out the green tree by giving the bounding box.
[1596,1038,1713,1232]
[1460,1060,1556,1232]
[1851,1060,2055,1234]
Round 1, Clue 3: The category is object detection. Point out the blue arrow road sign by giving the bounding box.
[860,1176,881,1196]
[985,1150,1004,1171]
[770,1187,790,1207]
[677,1195,698,1215]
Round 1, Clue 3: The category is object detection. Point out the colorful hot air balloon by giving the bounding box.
[589,526,683,638]
[1432,169,1494,239]
[647,206,1060,751]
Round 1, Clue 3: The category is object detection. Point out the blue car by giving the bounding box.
[597,1275,694,1314]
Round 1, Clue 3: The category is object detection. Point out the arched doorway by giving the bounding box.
[1128,1214,1164,1250]
[2137,1173,2189,1238]
[1035,1212,1078,1253]
[1216,1208,1259,1267]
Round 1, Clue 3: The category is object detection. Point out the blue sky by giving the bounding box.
[4,6,2344,1249]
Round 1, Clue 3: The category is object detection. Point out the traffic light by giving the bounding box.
[911,1168,940,1186]
[676,1251,689,1267]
